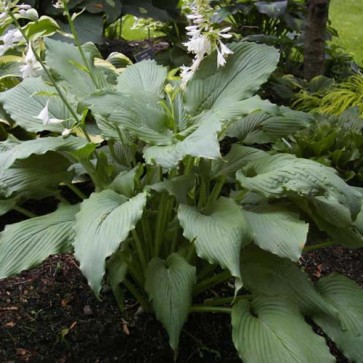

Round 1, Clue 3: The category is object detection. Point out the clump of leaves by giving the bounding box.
[1,3,363,362]
[293,73,363,116]
[274,107,363,183]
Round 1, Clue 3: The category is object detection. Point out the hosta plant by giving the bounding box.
[1,2,363,362]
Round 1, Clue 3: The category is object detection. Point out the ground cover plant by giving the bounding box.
[1,1,363,362]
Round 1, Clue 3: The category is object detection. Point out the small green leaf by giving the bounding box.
[145,253,196,352]
[23,16,60,39]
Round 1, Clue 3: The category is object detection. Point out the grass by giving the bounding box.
[329,0,363,66]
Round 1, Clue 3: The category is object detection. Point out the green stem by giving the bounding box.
[66,182,87,200]
[56,193,70,205]
[141,217,153,259]
[197,178,208,210]
[122,278,150,311]
[190,305,232,314]
[13,206,36,218]
[131,230,147,273]
[62,0,99,89]
[8,12,81,124]
[153,193,171,257]
[183,156,194,176]
[203,295,252,306]
[108,141,124,165]
[125,257,145,288]
[205,176,225,210]
[193,270,231,296]
[303,241,335,252]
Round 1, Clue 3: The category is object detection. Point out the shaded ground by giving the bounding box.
[0,246,362,362]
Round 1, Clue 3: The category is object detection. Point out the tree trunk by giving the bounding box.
[303,0,330,80]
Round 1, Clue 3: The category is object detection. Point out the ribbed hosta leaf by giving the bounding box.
[0,77,74,133]
[74,190,147,297]
[0,204,79,279]
[45,38,109,97]
[236,154,362,225]
[184,42,279,116]
[178,197,252,292]
[0,136,89,170]
[145,253,196,352]
[232,296,335,363]
[240,246,335,315]
[116,60,167,100]
[0,152,72,199]
[83,92,173,145]
[243,204,309,260]
[313,274,363,363]
[144,112,222,168]
[226,107,312,144]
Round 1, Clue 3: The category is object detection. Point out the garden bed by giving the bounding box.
[1,247,362,362]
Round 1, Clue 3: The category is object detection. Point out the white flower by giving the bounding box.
[34,100,64,125]
[0,28,23,55]
[20,45,41,78]
[17,4,32,10]
[62,128,71,137]
[216,40,233,67]
[184,34,211,57]
[180,0,234,86]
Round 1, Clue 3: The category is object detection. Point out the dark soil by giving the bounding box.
[0,245,362,362]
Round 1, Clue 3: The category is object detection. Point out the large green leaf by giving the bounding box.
[144,112,222,168]
[236,154,362,226]
[83,91,173,144]
[0,77,74,133]
[0,204,79,279]
[232,296,334,363]
[0,152,72,199]
[45,38,109,98]
[313,274,363,363]
[178,197,252,292]
[145,253,196,352]
[226,107,312,144]
[0,136,89,170]
[74,190,147,296]
[56,14,104,44]
[116,60,167,101]
[243,203,309,261]
[240,246,335,315]
[184,42,279,116]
